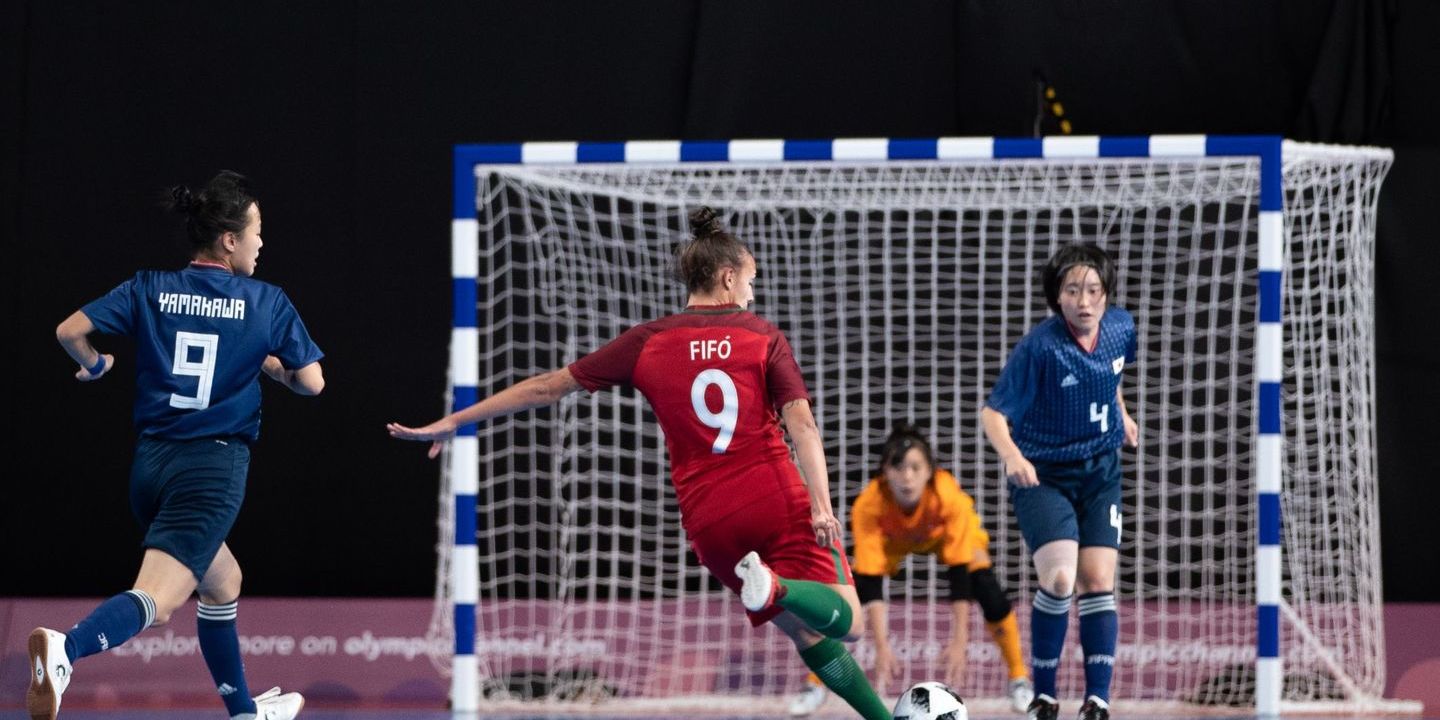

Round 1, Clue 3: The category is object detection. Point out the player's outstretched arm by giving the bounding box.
[388,367,582,459]
[780,398,842,548]
[262,355,325,396]
[56,310,113,382]
[865,599,897,693]
[980,406,1037,487]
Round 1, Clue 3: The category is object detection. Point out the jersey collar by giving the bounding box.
[683,303,743,315]
[1065,320,1100,353]
[188,260,234,274]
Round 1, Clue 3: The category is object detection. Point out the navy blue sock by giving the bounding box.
[1030,589,1072,698]
[1078,592,1118,703]
[64,590,156,662]
[197,600,257,717]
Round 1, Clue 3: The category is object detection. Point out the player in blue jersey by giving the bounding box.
[981,244,1137,720]
[27,171,324,720]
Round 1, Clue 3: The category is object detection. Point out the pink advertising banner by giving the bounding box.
[0,599,447,710]
[1,598,1434,711]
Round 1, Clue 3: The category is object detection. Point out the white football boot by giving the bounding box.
[788,681,829,717]
[26,627,72,720]
[734,551,783,613]
[1009,677,1036,713]
[239,686,305,720]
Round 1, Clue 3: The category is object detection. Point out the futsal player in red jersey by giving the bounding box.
[389,207,891,719]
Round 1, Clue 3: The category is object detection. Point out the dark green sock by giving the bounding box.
[777,578,853,638]
[800,638,891,720]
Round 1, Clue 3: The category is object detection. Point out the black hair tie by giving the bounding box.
[171,186,194,212]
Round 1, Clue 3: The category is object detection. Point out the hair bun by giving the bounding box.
[688,206,723,239]
[894,422,922,438]
[170,185,195,213]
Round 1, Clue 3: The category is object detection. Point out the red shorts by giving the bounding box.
[689,483,855,627]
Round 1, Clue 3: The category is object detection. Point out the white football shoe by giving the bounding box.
[735,551,783,612]
[26,627,72,720]
[245,686,305,720]
[788,681,829,717]
[1009,677,1036,713]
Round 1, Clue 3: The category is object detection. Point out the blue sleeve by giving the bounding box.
[986,338,1040,422]
[79,277,138,336]
[269,291,324,369]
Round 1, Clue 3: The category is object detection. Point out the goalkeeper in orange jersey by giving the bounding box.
[789,424,1033,716]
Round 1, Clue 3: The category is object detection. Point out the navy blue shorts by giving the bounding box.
[129,436,250,582]
[1009,448,1123,553]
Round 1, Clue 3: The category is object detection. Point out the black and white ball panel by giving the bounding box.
[891,681,967,720]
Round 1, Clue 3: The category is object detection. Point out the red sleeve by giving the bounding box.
[765,330,811,410]
[567,325,651,393]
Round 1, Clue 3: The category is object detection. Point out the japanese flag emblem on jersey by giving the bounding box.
[1112,357,1125,374]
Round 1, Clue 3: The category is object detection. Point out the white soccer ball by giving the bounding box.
[891,681,967,720]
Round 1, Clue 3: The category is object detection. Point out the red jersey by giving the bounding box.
[567,304,812,534]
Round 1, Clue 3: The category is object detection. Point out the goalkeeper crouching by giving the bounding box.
[789,424,1034,716]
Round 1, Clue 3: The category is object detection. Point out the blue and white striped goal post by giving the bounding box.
[447,135,1286,716]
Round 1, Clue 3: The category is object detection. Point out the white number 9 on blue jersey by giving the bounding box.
[691,369,739,453]
[170,331,219,410]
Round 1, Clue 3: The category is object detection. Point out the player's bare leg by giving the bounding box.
[133,548,201,626]
[27,549,189,720]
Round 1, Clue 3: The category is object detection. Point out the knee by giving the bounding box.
[221,564,242,600]
[1075,568,1113,595]
[970,568,1012,623]
[149,597,183,627]
[199,566,243,606]
[842,604,865,642]
[788,625,826,651]
[1039,567,1075,597]
[129,584,191,628]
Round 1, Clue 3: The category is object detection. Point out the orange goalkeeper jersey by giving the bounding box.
[850,469,990,576]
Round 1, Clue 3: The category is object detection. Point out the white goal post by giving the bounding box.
[437,136,1405,715]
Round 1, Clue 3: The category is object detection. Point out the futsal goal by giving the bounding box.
[434,136,1406,715]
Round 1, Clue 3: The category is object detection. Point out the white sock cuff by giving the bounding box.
[1077,592,1118,616]
[198,599,239,622]
[125,589,157,630]
[1032,589,1073,616]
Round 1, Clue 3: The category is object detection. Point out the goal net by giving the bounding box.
[435,139,1394,712]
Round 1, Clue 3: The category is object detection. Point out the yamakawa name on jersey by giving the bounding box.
[157,292,246,320]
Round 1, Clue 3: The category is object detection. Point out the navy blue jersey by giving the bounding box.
[986,307,1137,462]
[82,264,323,442]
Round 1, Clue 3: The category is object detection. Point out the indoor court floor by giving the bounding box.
[1,713,1434,720]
